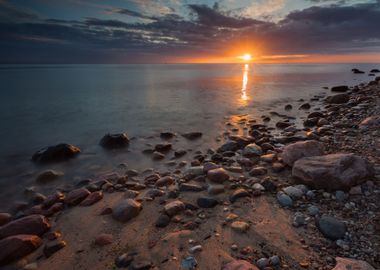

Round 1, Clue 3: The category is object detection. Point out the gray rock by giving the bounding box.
[197,197,218,208]
[256,258,269,269]
[283,186,304,199]
[276,192,293,207]
[281,140,324,166]
[316,216,346,240]
[112,199,142,222]
[242,143,263,157]
[307,205,319,216]
[293,212,306,227]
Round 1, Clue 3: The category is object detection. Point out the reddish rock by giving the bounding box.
[32,143,80,163]
[94,233,113,246]
[207,168,230,183]
[0,234,42,265]
[80,191,103,206]
[281,140,324,166]
[332,257,375,270]
[293,153,374,191]
[64,188,90,206]
[164,200,185,217]
[0,213,12,226]
[43,191,65,208]
[222,260,259,270]
[155,176,174,187]
[43,202,64,217]
[0,215,50,239]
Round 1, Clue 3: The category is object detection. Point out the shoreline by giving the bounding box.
[0,74,379,269]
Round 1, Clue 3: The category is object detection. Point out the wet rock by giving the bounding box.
[299,103,311,110]
[285,104,293,110]
[152,151,165,160]
[64,188,90,206]
[231,221,249,233]
[370,69,380,73]
[249,167,267,176]
[275,121,292,129]
[129,260,152,270]
[174,149,187,158]
[155,214,170,228]
[155,176,174,187]
[326,94,349,104]
[115,253,133,268]
[281,140,324,166]
[218,141,239,152]
[0,235,42,265]
[112,199,142,222]
[0,215,50,239]
[182,132,202,140]
[100,133,129,149]
[283,186,304,199]
[197,197,218,208]
[207,168,229,183]
[207,185,225,195]
[0,213,12,226]
[164,200,185,216]
[352,68,365,74]
[80,191,103,206]
[331,85,349,92]
[154,143,172,152]
[94,233,113,246]
[230,188,250,203]
[332,257,375,270]
[292,153,374,191]
[179,183,203,192]
[223,260,259,270]
[44,239,66,257]
[242,143,262,157]
[276,192,293,207]
[160,132,175,139]
[316,216,346,240]
[36,170,63,183]
[32,143,80,163]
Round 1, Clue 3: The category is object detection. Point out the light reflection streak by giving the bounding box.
[241,64,249,102]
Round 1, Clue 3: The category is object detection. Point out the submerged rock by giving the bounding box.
[292,153,374,191]
[100,133,129,149]
[331,85,349,92]
[32,143,80,163]
[0,235,42,265]
[36,170,63,183]
[281,140,324,166]
[326,94,349,104]
[182,132,202,140]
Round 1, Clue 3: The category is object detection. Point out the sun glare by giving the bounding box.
[239,53,252,62]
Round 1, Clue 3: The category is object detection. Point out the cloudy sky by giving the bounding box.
[0,0,379,63]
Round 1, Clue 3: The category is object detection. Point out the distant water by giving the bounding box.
[0,63,375,209]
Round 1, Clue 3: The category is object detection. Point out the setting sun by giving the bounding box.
[239,53,252,62]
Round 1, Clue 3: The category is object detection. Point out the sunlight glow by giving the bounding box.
[239,53,252,62]
[241,64,249,102]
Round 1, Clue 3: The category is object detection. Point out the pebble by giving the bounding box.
[276,192,293,207]
[231,221,249,233]
[197,197,218,208]
[256,257,269,269]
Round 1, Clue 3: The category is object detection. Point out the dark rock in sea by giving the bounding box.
[0,234,42,265]
[112,199,142,222]
[100,133,129,149]
[326,94,349,104]
[316,216,346,240]
[32,143,80,163]
[281,140,324,166]
[64,188,90,206]
[370,69,380,73]
[160,132,175,139]
[0,213,12,226]
[154,143,172,152]
[218,141,239,152]
[292,153,374,191]
[331,85,349,92]
[275,121,292,129]
[299,103,311,110]
[285,104,293,110]
[229,188,250,203]
[174,149,187,158]
[0,215,50,239]
[80,191,103,206]
[44,239,66,258]
[182,132,202,140]
[179,183,203,192]
[115,253,134,268]
[197,197,218,208]
[36,169,63,183]
[352,68,365,74]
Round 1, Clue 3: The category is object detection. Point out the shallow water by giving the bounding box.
[0,63,375,209]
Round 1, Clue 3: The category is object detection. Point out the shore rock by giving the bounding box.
[231,221,249,233]
[112,199,142,222]
[155,176,174,187]
[332,257,375,270]
[100,133,129,149]
[94,233,113,246]
[223,260,259,270]
[64,188,91,206]
[276,192,293,207]
[331,85,349,92]
[182,132,202,140]
[36,170,63,183]
[0,213,12,226]
[80,191,103,206]
[316,216,346,240]
[197,197,218,208]
[0,235,42,265]
[230,188,250,203]
[44,240,66,257]
[32,143,80,163]
[0,215,50,239]
[326,94,349,104]
[292,153,374,190]
[164,200,185,216]
[242,143,262,157]
[207,168,229,183]
[281,140,324,166]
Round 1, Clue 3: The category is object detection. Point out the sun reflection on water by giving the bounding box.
[241,64,249,102]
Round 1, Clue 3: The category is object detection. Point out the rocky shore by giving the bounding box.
[0,74,379,270]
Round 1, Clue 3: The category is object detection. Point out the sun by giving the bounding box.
[238,53,252,62]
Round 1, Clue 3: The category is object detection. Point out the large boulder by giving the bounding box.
[281,140,324,166]
[292,154,374,191]
[0,215,50,239]
[332,257,375,270]
[100,133,129,149]
[0,235,42,265]
[222,260,259,270]
[112,199,142,222]
[32,143,80,163]
[326,94,349,104]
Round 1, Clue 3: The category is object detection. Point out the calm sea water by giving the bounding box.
[0,63,375,209]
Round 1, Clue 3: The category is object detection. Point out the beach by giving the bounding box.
[0,67,379,270]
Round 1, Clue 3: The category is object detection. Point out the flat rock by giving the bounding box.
[112,199,142,222]
[0,215,50,239]
[281,140,324,166]
[0,235,42,265]
[80,191,103,206]
[223,260,259,270]
[32,143,80,163]
[292,153,374,191]
[332,257,375,270]
[64,188,91,206]
[316,216,346,240]
[207,168,229,183]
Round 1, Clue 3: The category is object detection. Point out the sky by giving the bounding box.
[0,0,380,63]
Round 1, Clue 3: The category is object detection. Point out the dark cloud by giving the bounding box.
[0,1,379,63]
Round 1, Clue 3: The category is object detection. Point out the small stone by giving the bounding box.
[283,186,304,200]
[197,197,218,208]
[208,184,225,195]
[179,183,203,192]
[242,143,263,157]
[335,190,347,202]
[129,259,152,270]
[316,216,346,240]
[231,221,249,233]
[94,234,113,246]
[229,188,250,203]
[152,151,165,160]
[189,245,202,253]
[182,132,202,140]
[256,258,269,269]
[0,215,51,238]
[164,200,185,216]
[276,192,293,207]
[64,188,90,206]
[155,214,170,228]
[293,212,306,227]
[115,253,133,268]
[269,256,280,266]
[249,167,267,176]
[36,170,63,183]
[112,199,142,222]
[80,191,103,206]
[207,168,230,183]
[181,256,198,270]
[44,240,66,257]
[0,235,42,265]
[307,205,319,216]
[100,133,129,149]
